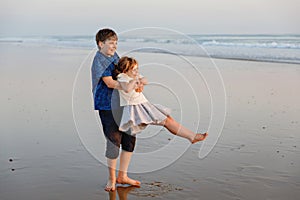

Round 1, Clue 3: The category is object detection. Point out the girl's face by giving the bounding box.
[126,64,139,78]
[99,39,117,57]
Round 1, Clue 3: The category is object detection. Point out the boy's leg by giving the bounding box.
[106,158,117,191]
[105,138,121,191]
[116,133,140,186]
[104,133,121,191]
[117,150,140,186]
[99,109,140,187]
[99,110,122,191]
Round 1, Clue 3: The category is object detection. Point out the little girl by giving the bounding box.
[114,56,207,144]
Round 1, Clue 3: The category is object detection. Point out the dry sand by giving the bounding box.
[0,43,299,200]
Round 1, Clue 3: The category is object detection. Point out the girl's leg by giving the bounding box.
[106,158,117,191]
[163,116,207,143]
[117,150,141,186]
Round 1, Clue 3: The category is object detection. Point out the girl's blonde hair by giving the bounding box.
[114,56,138,78]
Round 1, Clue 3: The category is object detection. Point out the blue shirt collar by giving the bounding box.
[97,51,119,68]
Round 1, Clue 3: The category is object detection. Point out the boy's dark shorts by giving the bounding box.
[99,110,136,159]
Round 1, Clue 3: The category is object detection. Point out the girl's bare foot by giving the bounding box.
[105,178,116,192]
[116,176,141,186]
[192,133,208,144]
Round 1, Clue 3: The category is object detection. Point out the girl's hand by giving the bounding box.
[135,82,144,93]
[139,77,148,85]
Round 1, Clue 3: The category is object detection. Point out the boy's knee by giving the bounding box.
[121,141,135,152]
[106,140,120,159]
[121,134,136,152]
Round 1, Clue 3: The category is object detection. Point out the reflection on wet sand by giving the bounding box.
[108,185,139,200]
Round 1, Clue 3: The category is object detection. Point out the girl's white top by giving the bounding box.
[117,73,148,106]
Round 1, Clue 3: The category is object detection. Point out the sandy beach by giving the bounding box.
[0,42,299,200]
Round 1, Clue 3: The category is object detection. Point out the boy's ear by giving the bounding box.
[98,41,104,49]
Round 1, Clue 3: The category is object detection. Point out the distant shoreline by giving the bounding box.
[1,35,300,65]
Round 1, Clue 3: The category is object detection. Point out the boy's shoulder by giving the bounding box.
[94,51,119,60]
[93,51,119,69]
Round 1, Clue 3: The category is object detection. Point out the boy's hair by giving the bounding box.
[95,28,118,46]
[114,56,138,79]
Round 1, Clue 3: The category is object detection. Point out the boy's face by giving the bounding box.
[99,38,117,57]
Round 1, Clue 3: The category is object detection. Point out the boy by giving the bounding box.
[91,28,140,191]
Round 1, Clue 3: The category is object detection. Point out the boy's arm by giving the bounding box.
[102,76,122,90]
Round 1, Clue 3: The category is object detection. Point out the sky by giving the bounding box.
[0,0,299,36]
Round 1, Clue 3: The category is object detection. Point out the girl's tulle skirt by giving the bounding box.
[119,102,171,134]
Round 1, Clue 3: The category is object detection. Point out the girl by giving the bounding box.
[114,56,207,144]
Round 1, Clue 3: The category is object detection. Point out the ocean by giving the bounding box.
[1,34,300,64]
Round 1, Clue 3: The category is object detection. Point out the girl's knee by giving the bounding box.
[164,116,174,126]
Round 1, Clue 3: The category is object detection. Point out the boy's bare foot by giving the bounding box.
[105,179,116,192]
[116,176,141,186]
[192,133,208,144]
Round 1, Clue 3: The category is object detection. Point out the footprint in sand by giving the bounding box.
[129,181,182,197]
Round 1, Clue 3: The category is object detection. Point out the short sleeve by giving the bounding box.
[101,64,113,77]
[117,73,133,83]
[92,52,117,79]
[92,57,105,79]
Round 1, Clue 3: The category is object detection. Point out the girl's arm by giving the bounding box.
[119,79,138,93]
[139,77,148,85]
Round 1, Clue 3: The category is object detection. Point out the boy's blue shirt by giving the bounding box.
[91,51,119,110]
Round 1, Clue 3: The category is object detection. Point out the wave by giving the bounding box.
[200,40,300,49]
[1,35,300,49]
[129,47,300,64]
[120,36,300,49]
[1,35,300,64]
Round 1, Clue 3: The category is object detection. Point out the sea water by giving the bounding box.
[1,34,300,64]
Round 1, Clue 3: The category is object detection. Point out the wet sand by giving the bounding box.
[0,43,299,200]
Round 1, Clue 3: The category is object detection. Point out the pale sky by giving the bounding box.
[0,0,299,36]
